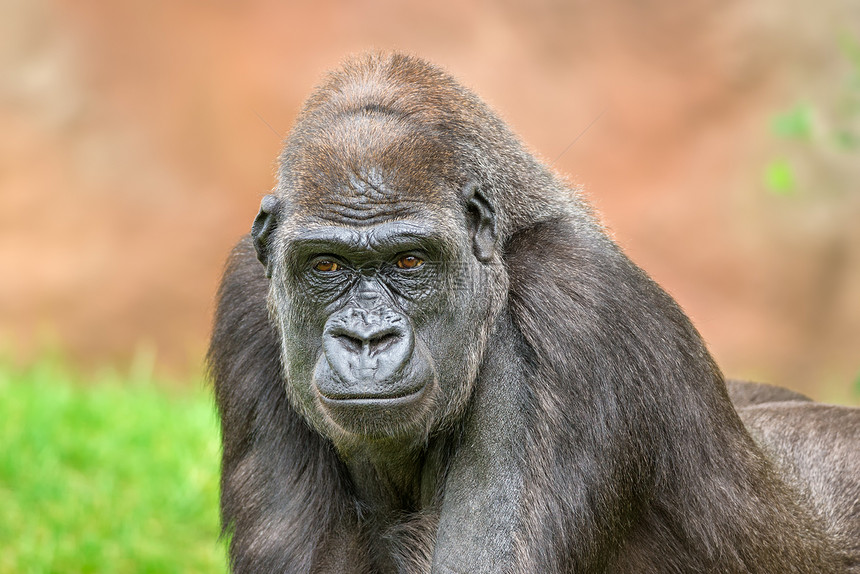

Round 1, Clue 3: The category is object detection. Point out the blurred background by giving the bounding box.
[2,0,859,570]
[2,0,859,400]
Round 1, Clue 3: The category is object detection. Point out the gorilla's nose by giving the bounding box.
[322,309,414,391]
[333,323,401,357]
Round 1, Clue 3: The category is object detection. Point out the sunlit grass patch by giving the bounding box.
[0,359,227,574]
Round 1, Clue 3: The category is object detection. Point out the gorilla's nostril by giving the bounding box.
[368,332,399,355]
[335,334,363,354]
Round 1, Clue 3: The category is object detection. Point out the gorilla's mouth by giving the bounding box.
[315,367,436,438]
[315,364,430,403]
[317,382,427,404]
[313,332,436,405]
[311,346,437,438]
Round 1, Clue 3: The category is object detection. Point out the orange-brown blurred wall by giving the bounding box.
[2,0,859,401]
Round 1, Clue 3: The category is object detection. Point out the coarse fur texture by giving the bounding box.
[726,379,812,407]
[208,52,860,573]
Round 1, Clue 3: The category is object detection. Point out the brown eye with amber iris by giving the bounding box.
[314,260,340,272]
[396,255,424,269]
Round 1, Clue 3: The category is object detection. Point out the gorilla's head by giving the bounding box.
[250,56,514,447]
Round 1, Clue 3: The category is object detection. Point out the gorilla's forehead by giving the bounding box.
[282,112,460,224]
[298,166,440,225]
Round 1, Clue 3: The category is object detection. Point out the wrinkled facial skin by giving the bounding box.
[265,206,500,447]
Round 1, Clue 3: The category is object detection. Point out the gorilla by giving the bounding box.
[209,53,860,573]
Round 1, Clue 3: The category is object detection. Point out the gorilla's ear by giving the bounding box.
[463,182,497,263]
[251,194,281,277]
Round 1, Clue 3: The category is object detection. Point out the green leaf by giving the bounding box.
[770,104,813,140]
[764,159,796,195]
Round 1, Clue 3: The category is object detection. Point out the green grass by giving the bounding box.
[0,359,227,573]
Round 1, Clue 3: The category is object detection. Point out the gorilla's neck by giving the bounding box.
[339,438,444,513]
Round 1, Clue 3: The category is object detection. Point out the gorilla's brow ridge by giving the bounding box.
[284,222,450,259]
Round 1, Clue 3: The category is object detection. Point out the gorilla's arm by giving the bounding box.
[738,402,860,562]
[727,379,812,407]
[432,314,528,573]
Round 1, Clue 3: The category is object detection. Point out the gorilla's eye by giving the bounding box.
[314,260,340,272]
[396,255,424,269]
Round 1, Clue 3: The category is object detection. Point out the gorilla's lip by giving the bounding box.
[317,383,427,404]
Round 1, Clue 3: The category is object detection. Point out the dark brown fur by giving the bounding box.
[209,53,860,573]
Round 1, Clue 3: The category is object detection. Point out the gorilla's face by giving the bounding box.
[277,217,478,442]
[254,114,505,445]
